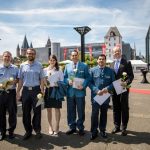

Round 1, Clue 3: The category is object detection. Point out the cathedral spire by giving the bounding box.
[21,35,29,49]
[30,42,33,48]
[16,44,20,57]
[45,36,51,47]
[21,35,29,56]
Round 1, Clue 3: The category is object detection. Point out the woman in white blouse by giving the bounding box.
[44,55,64,135]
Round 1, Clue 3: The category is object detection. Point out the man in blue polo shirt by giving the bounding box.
[16,48,45,140]
[0,51,18,141]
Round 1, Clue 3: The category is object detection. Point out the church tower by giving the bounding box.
[21,35,29,56]
[30,42,33,48]
[45,37,51,56]
[104,26,122,60]
[16,44,20,57]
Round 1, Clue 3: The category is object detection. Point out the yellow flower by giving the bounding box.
[37,93,43,100]
[0,83,3,89]
[9,77,14,81]
[73,68,78,73]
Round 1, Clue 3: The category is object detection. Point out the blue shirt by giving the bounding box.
[0,64,19,89]
[18,61,45,87]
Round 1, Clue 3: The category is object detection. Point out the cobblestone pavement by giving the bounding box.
[0,73,150,150]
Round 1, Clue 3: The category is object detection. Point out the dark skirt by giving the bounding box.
[44,87,62,108]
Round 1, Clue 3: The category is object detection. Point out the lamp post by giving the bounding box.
[74,26,91,62]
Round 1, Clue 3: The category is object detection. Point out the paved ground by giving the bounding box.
[0,73,150,150]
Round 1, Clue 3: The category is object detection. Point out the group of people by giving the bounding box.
[0,46,134,141]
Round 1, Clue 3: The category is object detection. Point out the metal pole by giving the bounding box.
[81,34,85,62]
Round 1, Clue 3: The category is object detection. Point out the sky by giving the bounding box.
[0,0,149,57]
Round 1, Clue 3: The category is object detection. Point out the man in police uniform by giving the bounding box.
[89,54,115,140]
[0,51,18,141]
[16,48,45,140]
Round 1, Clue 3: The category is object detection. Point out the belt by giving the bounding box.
[23,86,40,91]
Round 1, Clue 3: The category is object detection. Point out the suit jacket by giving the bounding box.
[110,58,134,89]
[49,81,67,101]
[89,66,115,103]
[64,61,90,97]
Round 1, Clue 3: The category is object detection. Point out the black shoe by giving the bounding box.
[0,133,6,141]
[23,132,32,140]
[78,130,85,136]
[35,132,42,139]
[90,134,98,140]
[121,130,127,136]
[9,132,15,139]
[100,131,107,138]
[66,129,76,135]
[111,128,121,134]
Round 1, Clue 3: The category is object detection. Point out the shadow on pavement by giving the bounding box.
[107,130,150,145]
[5,130,92,149]
[4,130,150,149]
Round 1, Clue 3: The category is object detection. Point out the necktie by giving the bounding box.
[114,60,119,74]
[74,63,76,69]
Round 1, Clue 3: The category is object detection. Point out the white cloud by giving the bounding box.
[0,1,149,56]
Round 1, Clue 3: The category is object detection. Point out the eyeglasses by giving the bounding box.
[71,55,78,57]
[27,53,35,55]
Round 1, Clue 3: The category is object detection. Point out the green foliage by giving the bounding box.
[85,54,97,68]
[42,63,49,68]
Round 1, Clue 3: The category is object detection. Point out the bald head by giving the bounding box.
[113,46,122,59]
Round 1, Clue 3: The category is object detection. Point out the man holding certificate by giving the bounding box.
[64,50,90,136]
[89,54,115,140]
[110,46,134,136]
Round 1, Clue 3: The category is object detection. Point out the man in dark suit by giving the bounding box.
[110,46,134,136]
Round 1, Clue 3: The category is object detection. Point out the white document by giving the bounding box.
[36,99,43,107]
[94,93,111,106]
[73,77,85,89]
[113,79,127,95]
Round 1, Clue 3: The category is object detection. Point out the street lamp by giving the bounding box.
[74,26,91,62]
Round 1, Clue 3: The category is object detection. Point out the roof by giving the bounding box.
[130,60,147,65]
[105,26,122,38]
[21,35,29,49]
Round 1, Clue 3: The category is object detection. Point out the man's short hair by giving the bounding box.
[26,48,36,54]
[72,49,78,55]
[98,54,106,60]
[3,51,12,56]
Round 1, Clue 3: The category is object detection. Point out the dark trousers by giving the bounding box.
[0,89,17,134]
[91,101,108,134]
[67,96,85,130]
[112,91,129,130]
[22,86,41,133]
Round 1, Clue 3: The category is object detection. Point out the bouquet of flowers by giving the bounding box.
[121,72,131,89]
[69,68,78,82]
[0,77,14,93]
[36,93,44,107]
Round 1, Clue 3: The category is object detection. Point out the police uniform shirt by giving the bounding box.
[18,61,45,87]
[0,64,19,89]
